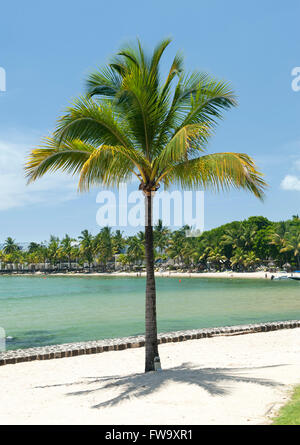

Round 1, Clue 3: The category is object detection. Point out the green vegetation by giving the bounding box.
[273,385,300,425]
[24,38,265,371]
[1,215,299,272]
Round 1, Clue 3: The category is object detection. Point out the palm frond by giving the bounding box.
[54,96,134,149]
[78,145,137,191]
[150,38,173,79]
[178,77,237,129]
[163,51,184,88]
[153,72,211,153]
[152,123,210,180]
[86,66,122,99]
[25,138,94,183]
[161,152,266,199]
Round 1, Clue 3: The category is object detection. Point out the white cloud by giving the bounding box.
[280,175,300,192]
[0,136,79,211]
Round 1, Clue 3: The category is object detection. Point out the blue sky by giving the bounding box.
[0,0,300,242]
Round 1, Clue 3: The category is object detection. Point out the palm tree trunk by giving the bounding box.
[144,191,160,372]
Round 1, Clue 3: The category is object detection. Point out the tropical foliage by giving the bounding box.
[1,216,300,272]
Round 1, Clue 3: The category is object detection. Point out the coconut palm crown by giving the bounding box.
[25,38,266,372]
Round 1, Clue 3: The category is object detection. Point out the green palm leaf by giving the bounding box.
[25,138,94,182]
[161,152,265,198]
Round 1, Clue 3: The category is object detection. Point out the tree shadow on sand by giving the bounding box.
[35,362,285,409]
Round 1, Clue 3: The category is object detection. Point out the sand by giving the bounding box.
[19,270,299,279]
[0,328,300,425]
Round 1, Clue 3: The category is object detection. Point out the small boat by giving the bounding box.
[272,275,289,280]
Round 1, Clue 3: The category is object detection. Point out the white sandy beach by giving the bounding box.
[0,328,300,425]
[21,270,300,279]
[108,271,296,279]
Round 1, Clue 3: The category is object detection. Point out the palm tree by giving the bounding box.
[154,219,170,255]
[28,242,42,254]
[167,227,187,266]
[222,224,255,251]
[39,243,49,270]
[3,237,20,254]
[117,253,131,270]
[180,238,196,268]
[47,236,60,267]
[206,247,227,271]
[243,251,261,270]
[127,233,145,265]
[25,38,266,372]
[60,234,76,269]
[94,226,113,269]
[230,247,246,271]
[112,229,126,255]
[78,230,94,270]
[280,233,300,268]
[269,225,289,265]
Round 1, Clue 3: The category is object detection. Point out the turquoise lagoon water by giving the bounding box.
[0,275,299,350]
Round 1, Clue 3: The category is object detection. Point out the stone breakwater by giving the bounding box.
[1,320,300,366]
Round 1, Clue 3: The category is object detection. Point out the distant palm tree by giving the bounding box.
[281,233,300,268]
[28,242,42,254]
[47,235,60,267]
[243,251,260,270]
[167,227,187,265]
[127,234,145,264]
[207,247,227,271]
[222,224,255,251]
[3,237,20,254]
[25,38,266,371]
[230,248,246,271]
[94,226,113,268]
[60,234,76,268]
[112,229,125,254]
[154,219,170,255]
[269,227,289,265]
[78,230,94,270]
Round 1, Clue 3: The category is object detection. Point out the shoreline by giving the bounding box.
[1,271,298,279]
[1,319,300,366]
[1,327,300,424]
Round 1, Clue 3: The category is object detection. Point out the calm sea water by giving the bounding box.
[0,275,299,350]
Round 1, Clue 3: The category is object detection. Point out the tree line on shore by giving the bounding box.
[1,215,300,273]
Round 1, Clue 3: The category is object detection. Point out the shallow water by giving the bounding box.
[0,275,299,350]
